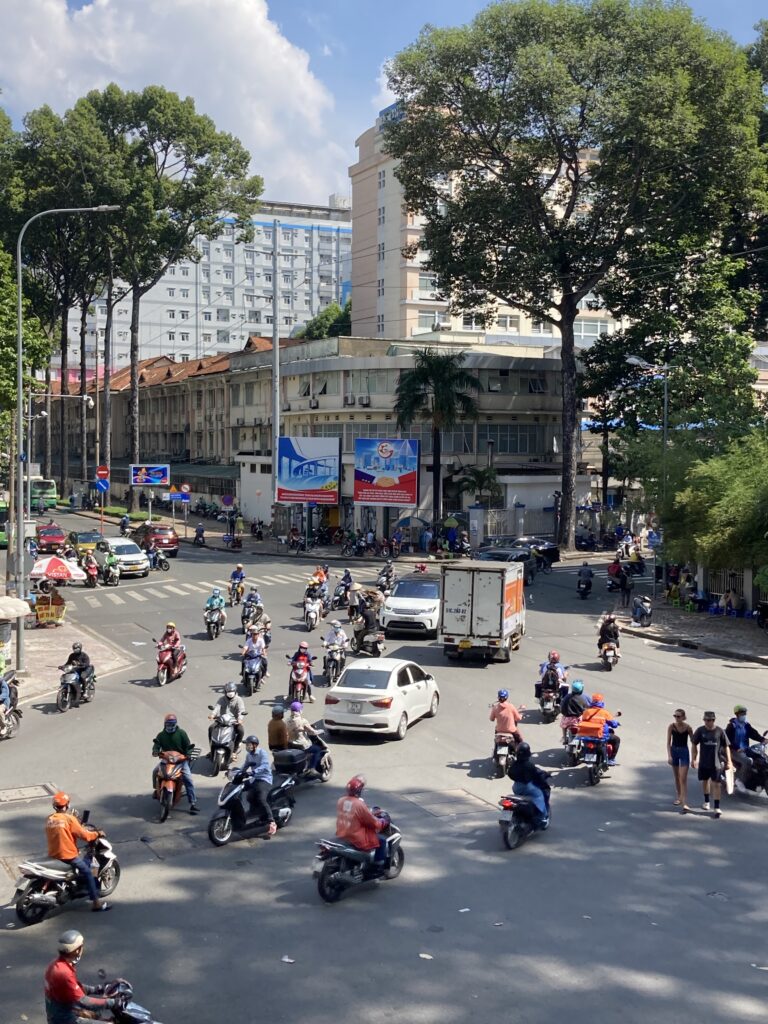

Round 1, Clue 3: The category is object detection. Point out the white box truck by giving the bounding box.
[439,561,526,662]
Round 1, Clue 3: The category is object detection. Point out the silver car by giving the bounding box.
[93,539,150,577]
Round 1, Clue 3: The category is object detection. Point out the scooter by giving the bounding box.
[735,742,768,795]
[241,650,266,696]
[561,718,583,766]
[286,653,315,703]
[273,738,333,787]
[0,670,22,740]
[208,766,296,846]
[149,552,170,572]
[14,811,120,924]
[208,706,247,776]
[600,642,619,671]
[84,562,99,588]
[102,561,120,586]
[229,581,244,606]
[154,748,199,822]
[304,597,322,631]
[153,639,187,686]
[376,570,396,594]
[330,582,349,610]
[539,687,559,723]
[497,788,551,850]
[577,578,592,600]
[632,594,653,626]
[204,607,223,640]
[322,640,347,685]
[56,665,96,712]
[492,731,517,778]
[101,979,165,1024]
[313,808,403,903]
[350,629,386,657]
[193,526,206,546]
[241,601,264,633]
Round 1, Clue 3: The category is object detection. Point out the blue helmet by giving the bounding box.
[572,680,584,695]
[498,689,509,701]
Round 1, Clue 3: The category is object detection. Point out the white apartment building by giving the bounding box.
[349,104,620,348]
[57,197,352,380]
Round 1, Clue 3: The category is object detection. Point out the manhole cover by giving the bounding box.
[403,789,494,817]
[0,783,57,803]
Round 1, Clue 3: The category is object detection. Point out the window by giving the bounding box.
[230,383,240,406]
[98,305,107,315]
[217,309,229,322]
[264,230,272,241]
[245,383,254,405]
[180,310,189,320]
[223,246,234,259]
[283,317,293,326]
[478,422,546,455]
[181,332,189,342]
[224,269,233,282]
[378,207,385,225]
[223,290,233,303]
[282,254,291,264]
[248,311,261,323]
[202,245,210,258]
[282,231,291,242]
[166,288,175,297]
[167,331,175,341]
[377,242,385,262]
[462,315,482,331]
[202,287,210,302]
[179,352,190,361]
[181,266,189,277]
[496,315,520,333]
[244,293,254,306]
[202,267,210,281]
[376,314,384,334]
[282,294,291,306]
[244,250,254,263]
[378,168,386,189]
[245,270,254,284]
[196,391,203,410]
[203,311,212,322]
[265,273,273,284]
[377,278,384,297]
[282,274,291,285]
[203,332,211,344]
[408,665,427,684]
[396,668,411,689]
[266,315,273,325]
[532,320,553,335]
[217,329,229,343]
[520,374,547,394]
[574,318,612,339]
[167,267,175,276]
[418,311,438,329]
[167,309,176,319]
[418,273,437,294]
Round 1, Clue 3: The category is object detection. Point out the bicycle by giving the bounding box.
[535,555,552,575]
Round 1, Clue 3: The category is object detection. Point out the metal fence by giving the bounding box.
[707,568,744,598]
[484,507,555,540]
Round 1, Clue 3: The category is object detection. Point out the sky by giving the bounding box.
[0,0,764,205]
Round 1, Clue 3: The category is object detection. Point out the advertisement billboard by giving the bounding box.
[129,464,170,487]
[353,438,420,507]
[276,437,340,504]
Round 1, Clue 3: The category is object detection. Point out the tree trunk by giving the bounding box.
[6,415,15,589]
[79,302,88,485]
[59,305,70,498]
[128,287,141,512]
[43,364,52,480]
[102,270,113,470]
[558,310,578,550]
[601,422,610,510]
[431,424,442,526]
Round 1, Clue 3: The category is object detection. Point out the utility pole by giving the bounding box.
[271,218,280,506]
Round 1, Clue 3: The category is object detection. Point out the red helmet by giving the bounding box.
[346,774,366,797]
[52,791,70,810]
[548,650,560,663]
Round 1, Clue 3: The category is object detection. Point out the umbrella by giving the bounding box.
[395,516,428,528]
[443,516,460,528]
[0,596,34,619]
[29,555,86,582]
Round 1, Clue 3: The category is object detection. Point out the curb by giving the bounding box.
[621,624,768,666]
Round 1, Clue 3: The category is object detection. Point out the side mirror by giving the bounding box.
[151,637,157,643]
[207,705,214,710]
[616,710,622,717]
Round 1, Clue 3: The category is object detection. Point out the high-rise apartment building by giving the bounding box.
[57,197,352,379]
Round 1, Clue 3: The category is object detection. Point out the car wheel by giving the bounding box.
[426,692,439,718]
[394,712,408,741]
[141,571,149,578]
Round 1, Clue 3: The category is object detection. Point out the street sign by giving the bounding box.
[169,493,185,501]
[170,484,178,493]
[180,483,191,494]
[221,495,234,507]
[95,479,109,493]
[96,465,109,480]
[161,492,170,501]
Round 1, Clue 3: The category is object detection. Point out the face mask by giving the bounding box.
[165,724,176,733]
[737,715,747,723]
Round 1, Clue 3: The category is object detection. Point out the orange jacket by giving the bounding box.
[335,795,381,851]
[45,812,98,861]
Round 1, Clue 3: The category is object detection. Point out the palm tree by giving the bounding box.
[456,465,503,507]
[394,348,480,526]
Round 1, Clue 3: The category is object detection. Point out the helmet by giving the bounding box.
[72,642,82,653]
[299,641,308,650]
[224,682,237,697]
[497,689,509,701]
[248,624,260,633]
[271,706,285,718]
[58,929,85,954]
[164,713,177,723]
[52,791,70,810]
[212,588,220,597]
[591,693,604,703]
[516,742,532,761]
[236,563,243,569]
[734,704,748,715]
[331,620,341,629]
[250,585,257,593]
[164,714,177,732]
[548,650,560,663]
[344,567,350,573]
[290,701,303,713]
[583,561,588,566]
[346,774,366,797]
[386,559,393,566]
[572,680,584,695]
[244,734,259,747]
[166,622,175,630]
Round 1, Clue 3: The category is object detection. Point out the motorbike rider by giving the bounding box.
[353,595,378,650]
[339,567,354,596]
[287,700,326,770]
[243,585,263,619]
[59,643,92,706]
[268,705,289,752]
[208,682,246,753]
[336,774,387,863]
[379,558,396,587]
[205,587,227,627]
[0,671,12,727]
[145,538,158,569]
[725,705,768,792]
[535,649,568,701]
[44,930,120,1023]
[151,714,199,814]
[490,689,524,747]
[323,619,349,674]
[577,561,594,592]
[240,623,269,678]
[289,640,315,701]
[194,522,206,546]
[159,621,183,669]
[598,613,621,658]
[229,563,246,600]
[119,512,130,534]
[560,679,591,738]
[103,548,119,581]
[304,586,324,626]
[81,549,98,573]
[607,556,622,581]
[45,793,111,912]
[578,693,621,765]
[241,735,277,836]
[506,743,550,829]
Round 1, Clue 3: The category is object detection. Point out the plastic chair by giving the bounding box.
[708,603,723,616]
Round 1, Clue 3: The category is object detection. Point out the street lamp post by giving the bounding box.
[15,204,119,673]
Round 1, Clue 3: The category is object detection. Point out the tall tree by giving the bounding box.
[297,298,351,340]
[383,0,766,547]
[79,84,262,506]
[456,465,503,507]
[394,347,480,524]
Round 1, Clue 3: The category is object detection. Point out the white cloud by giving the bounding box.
[371,61,395,113]
[0,0,349,202]
[321,43,333,58]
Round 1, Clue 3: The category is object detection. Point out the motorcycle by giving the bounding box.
[241,650,266,696]
[56,665,96,712]
[577,577,592,600]
[313,808,403,903]
[119,521,131,538]
[330,582,349,610]
[632,594,653,627]
[539,687,559,723]
[153,640,187,687]
[581,735,613,785]
[627,557,645,576]
[208,766,296,846]
[376,570,396,594]
[561,717,583,766]
[322,641,346,685]
[229,580,244,606]
[102,561,120,586]
[84,562,99,588]
[149,552,170,572]
[304,596,322,631]
[497,789,551,850]
[101,979,165,1024]
[193,527,206,546]
[208,706,247,776]
[350,629,385,657]
[204,606,223,640]
[600,642,619,671]
[154,748,199,822]
[492,731,517,778]
[286,653,315,703]
[0,670,22,740]
[241,601,264,633]
[736,742,768,795]
[273,733,333,787]
[14,811,120,925]
[606,576,621,593]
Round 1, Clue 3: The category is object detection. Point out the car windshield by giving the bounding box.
[391,580,440,600]
[76,532,102,542]
[112,542,142,556]
[477,550,510,561]
[39,527,62,536]
[337,668,393,691]
[151,527,174,535]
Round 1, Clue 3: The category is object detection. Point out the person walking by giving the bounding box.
[666,709,693,812]
[691,711,733,818]
[618,566,633,608]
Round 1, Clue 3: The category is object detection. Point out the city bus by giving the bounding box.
[29,477,58,509]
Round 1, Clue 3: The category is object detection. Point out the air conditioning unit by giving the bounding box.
[309,398,319,409]
[343,393,356,406]
[282,401,291,412]
[253,416,263,426]
[358,395,371,407]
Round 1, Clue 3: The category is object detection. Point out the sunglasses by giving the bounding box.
[704,717,716,722]
[673,714,685,719]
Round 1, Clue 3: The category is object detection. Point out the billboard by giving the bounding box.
[129,464,170,487]
[353,438,420,507]
[276,437,340,504]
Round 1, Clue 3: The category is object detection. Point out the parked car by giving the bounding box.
[478,534,519,550]
[475,547,537,585]
[511,536,560,564]
[323,658,440,740]
[93,539,150,577]
[380,575,441,637]
[36,523,67,553]
[67,530,104,558]
[131,522,180,557]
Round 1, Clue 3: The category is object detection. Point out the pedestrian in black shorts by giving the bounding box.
[691,712,733,818]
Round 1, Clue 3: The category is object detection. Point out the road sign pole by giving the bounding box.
[100,490,104,535]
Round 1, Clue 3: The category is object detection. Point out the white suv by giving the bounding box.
[380,575,441,637]
[93,539,150,577]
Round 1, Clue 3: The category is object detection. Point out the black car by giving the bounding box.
[511,536,560,565]
[475,547,537,585]
[478,534,519,550]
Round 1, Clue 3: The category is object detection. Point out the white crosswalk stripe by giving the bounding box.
[144,588,168,599]
[84,596,100,608]
[177,583,208,593]
[163,585,190,596]
[124,590,148,602]
[105,593,125,605]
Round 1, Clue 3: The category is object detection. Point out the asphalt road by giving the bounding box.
[2,512,767,1024]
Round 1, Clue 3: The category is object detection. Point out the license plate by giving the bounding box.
[496,746,509,757]
[312,856,324,876]
[458,640,472,649]
[499,810,513,822]
[348,702,362,714]
[584,753,597,763]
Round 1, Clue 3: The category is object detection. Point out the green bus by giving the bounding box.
[29,477,58,509]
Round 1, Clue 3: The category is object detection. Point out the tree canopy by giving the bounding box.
[0,242,50,410]
[298,298,351,340]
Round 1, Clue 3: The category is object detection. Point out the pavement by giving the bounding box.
[620,603,768,665]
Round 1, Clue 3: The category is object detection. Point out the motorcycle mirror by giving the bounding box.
[207,705,214,710]
[616,710,622,716]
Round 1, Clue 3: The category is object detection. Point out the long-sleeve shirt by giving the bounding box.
[152,726,194,757]
[45,812,99,861]
[336,795,381,851]
[242,746,272,784]
[213,695,246,720]
[725,719,764,750]
[324,629,349,647]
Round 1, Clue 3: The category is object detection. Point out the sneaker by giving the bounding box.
[606,759,617,767]
[188,804,200,815]
[307,695,316,703]
[702,802,711,811]
[714,808,722,818]
[92,901,112,912]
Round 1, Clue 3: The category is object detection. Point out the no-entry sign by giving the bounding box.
[96,465,109,480]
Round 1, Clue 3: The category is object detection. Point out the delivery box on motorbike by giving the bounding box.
[273,748,308,772]
[576,720,604,738]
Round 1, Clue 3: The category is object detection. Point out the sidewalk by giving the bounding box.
[619,603,768,665]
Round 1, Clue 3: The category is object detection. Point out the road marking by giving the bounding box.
[178,583,208,592]
[252,578,274,586]
[264,575,298,584]
[144,588,168,599]
[125,590,148,602]
[84,596,100,608]
[105,593,125,605]
[163,585,189,596]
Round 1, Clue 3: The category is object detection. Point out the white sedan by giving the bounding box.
[93,539,150,577]
[323,658,440,740]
